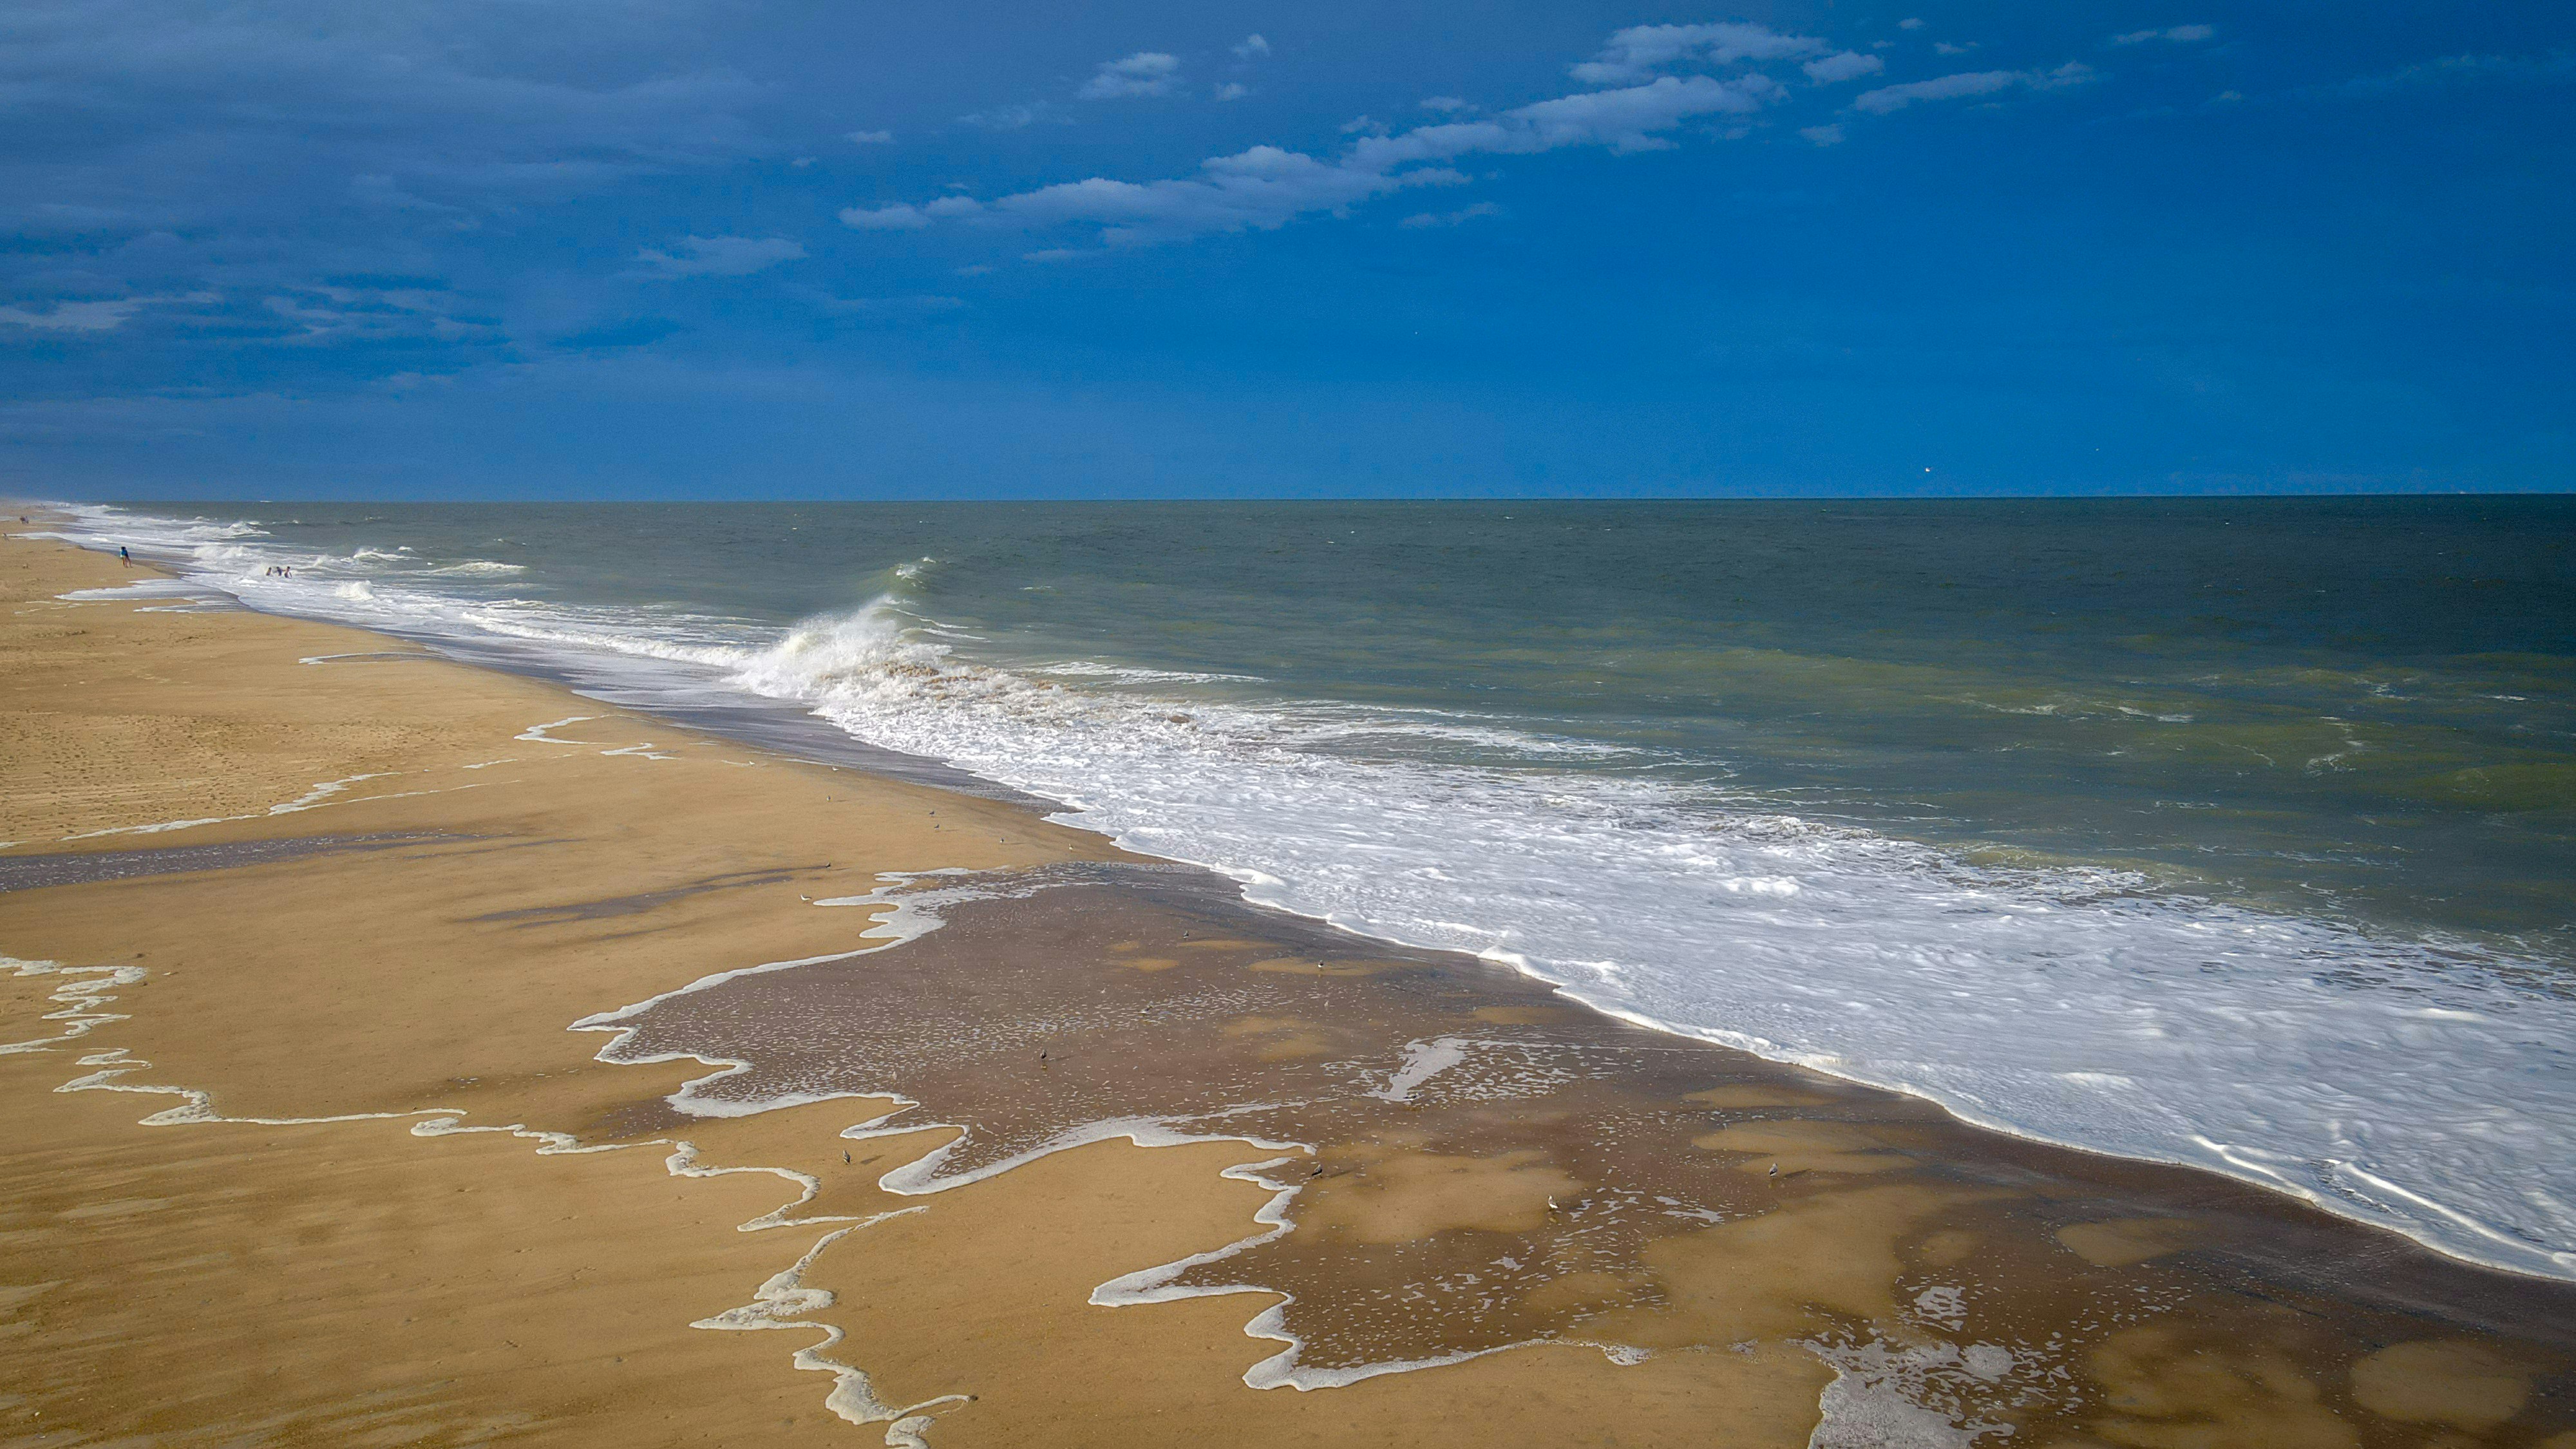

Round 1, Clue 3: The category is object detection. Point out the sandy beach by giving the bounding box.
[5,523,2573,1448]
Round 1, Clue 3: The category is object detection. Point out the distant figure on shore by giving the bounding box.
[118,546,130,567]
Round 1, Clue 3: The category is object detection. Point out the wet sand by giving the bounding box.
[2,523,2571,1447]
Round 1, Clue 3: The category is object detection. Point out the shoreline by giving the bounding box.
[5,521,2574,1445]
[25,500,2576,1283]
[39,502,2571,1287]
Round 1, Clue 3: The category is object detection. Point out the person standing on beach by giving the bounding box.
[118,546,130,566]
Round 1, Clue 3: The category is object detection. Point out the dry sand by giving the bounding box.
[3,527,2571,1448]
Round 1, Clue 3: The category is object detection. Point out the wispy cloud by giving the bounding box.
[853,65,1787,250]
[800,291,968,319]
[1799,124,1846,146]
[958,101,1063,131]
[1572,22,1824,85]
[0,299,149,333]
[257,285,498,345]
[1398,202,1502,229]
[1215,82,1251,102]
[2307,50,2575,100]
[847,129,894,145]
[1080,52,1182,100]
[2111,24,2215,46]
[842,204,932,230]
[1803,52,1885,85]
[629,236,806,278]
[1233,34,1271,59]
[1853,62,2096,114]
[0,291,220,335]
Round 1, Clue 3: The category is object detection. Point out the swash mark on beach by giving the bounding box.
[267,773,397,813]
[3,950,970,1446]
[688,1212,969,1448]
[515,715,597,743]
[599,742,679,761]
[54,772,484,842]
[1,956,144,1056]
[1083,1153,1582,1392]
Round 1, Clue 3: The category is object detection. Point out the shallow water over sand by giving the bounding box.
[578,858,2576,1439]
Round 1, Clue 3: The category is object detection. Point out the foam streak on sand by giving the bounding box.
[687,1213,967,1448]
[3,943,965,1443]
[1087,1155,1546,1392]
[55,769,482,842]
[1,956,144,1056]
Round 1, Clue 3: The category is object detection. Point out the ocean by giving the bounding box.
[44,497,2576,1282]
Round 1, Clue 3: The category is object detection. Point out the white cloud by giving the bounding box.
[1233,34,1271,59]
[1899,17,1926,30]
[0,299,147,332]
[630,235,806,278]
[1799,124,1846,146]
[2112,24,2215,44]
[1855,69,2018,111]
[1215,82,1251,101]
[1934,41,1979,55]
[978,147,1444,247]
[1397,201,1502,229]
[1079,51,1182,100]
[1497,73,1781,151]
[1803,52,1885,84]
[1852,62,2095,113]
[840,204,932,230]
[858,69,1785,252]
[847,22,1830,254]
[1571,22,1825,86]
[806,292,967,317]
[256,285,498,344]
[847,129,894,145]
[959,102,1061,130]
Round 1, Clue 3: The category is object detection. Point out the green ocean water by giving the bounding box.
[114,496,2574,958]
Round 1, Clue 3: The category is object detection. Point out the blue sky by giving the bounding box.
[1,1,2567,498]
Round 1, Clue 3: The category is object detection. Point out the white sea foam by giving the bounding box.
[1367,1037,1472,1103]
[56,578,225,602]
[46,502,2576,1283]
[713,601,2576,1282]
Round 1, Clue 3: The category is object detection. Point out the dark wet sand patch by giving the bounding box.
[0,832,467,893]
[467,864,832,925]
[596,858,2576,1440]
